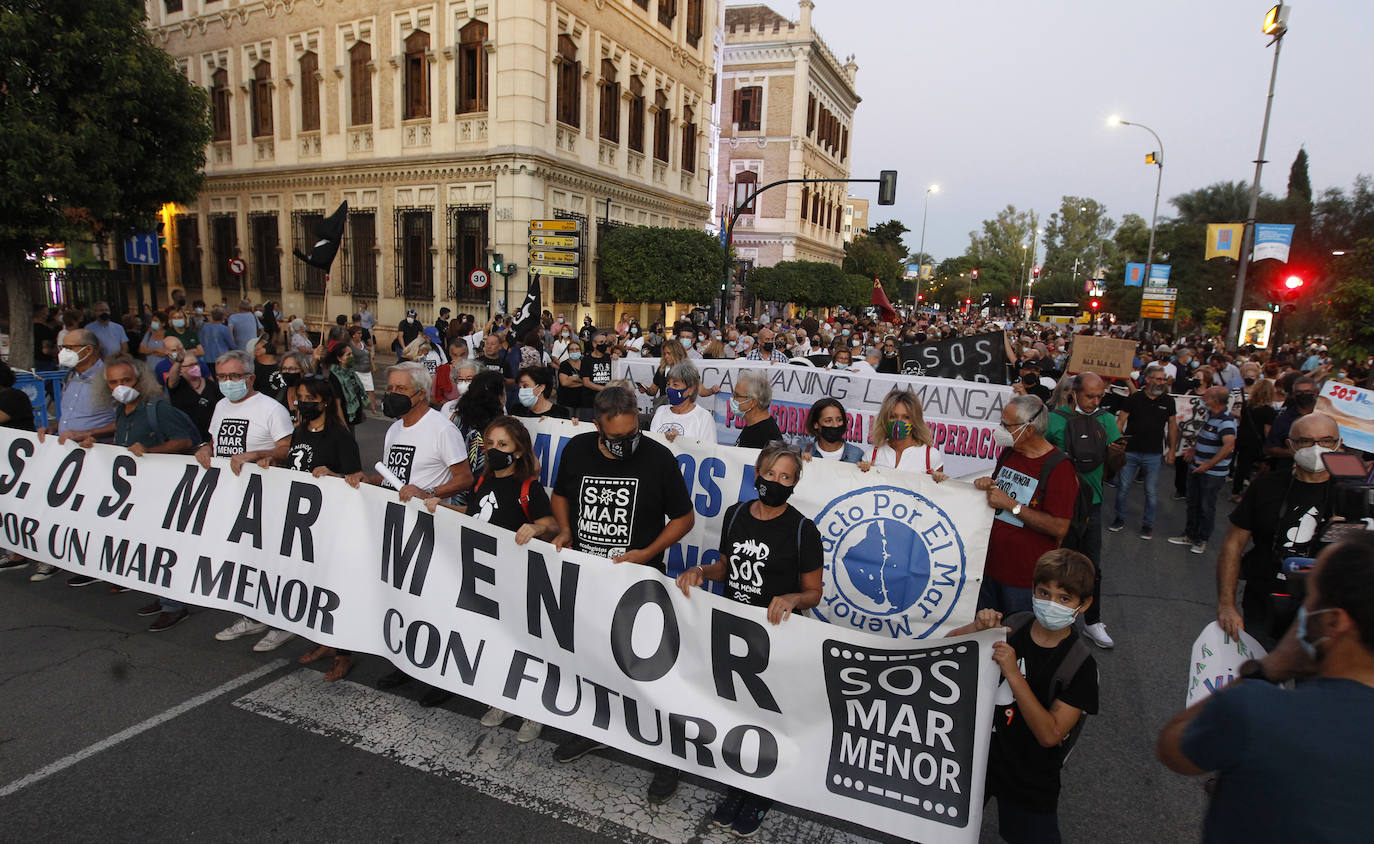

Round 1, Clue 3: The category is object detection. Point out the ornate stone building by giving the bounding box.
[146,0,717,339]
[715,1,858,312]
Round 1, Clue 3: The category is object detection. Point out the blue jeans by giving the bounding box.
[1186,471,1227,544]
[1113,452,1162,529]
[978,578,1033,616]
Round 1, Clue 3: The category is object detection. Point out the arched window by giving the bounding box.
[599,59,619,142]
[211,67,231,141]
[456,20,488,114]
[627,76,645,153]
[349,41,372,125]
[250,61,273,138]
[298,51,320,132]
[733,170,758,215]
[801,186,809,222]
[652,89,670,162]
[555,35,580,127]
[680,106,695,173]
[403,30,430,119]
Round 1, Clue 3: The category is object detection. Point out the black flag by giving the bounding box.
[292,200,348,272]
[511,276,541,340]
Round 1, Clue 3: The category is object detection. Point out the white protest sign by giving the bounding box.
[0,431,1002,842]
[1185,622,1268,706]
[522,417,991,640]
[615,358,1014,478]
[1318,381,1374,454]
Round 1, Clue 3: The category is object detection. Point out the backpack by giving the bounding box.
[473,473,535,521]
[993,447,1087,547]
[1052,407,1109,475]
[143,397,202,448]
[1003,611,1094,763]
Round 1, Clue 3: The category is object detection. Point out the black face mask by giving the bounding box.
[601,431,640,460]
[1293,393,1317,411]
[281,371,302,387]
[1244,377,1256,386]
[485,448,516,472]
[761,342,775,353]
[97,312,110,321]
[382,392,415,418]
[596,343,608,353]
[755,477,795,507]
[296,401,323,420]
[1021,372,1039,387]
[915,333,927,344]
[818,424,847,443]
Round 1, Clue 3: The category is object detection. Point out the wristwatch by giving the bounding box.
[1011,503,1024,517]
[1238,659,1274,684]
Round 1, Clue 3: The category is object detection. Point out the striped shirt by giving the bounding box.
[1193,410,1238,476]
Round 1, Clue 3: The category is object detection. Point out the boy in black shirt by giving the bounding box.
[950,549,1099,842]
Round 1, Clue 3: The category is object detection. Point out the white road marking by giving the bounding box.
[0,658,288,798]
[234,670,885,844]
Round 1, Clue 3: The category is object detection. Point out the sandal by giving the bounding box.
[325,654,354,682]
[298,645,334,665]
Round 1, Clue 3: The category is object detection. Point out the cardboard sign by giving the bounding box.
[1066,335,1137,379]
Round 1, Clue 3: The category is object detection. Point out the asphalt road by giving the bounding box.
[0,414,1214,843]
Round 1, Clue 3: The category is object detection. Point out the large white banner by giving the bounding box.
[615,358,1014,478]
[0,431,1001,842]
[523,417,991,641]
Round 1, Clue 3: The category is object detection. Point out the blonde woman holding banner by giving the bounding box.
[858,388,949,482]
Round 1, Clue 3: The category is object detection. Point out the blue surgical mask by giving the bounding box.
[729,397,745,414]
[1296,605,1336,660]
[518,387,539,408]
[569,351,582,361]
[1032,597,1080,631]
[680,337,693,348]
[221,378,249,402]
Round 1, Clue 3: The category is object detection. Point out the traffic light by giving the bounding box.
[1010,297,1019,306]
[1032,266,1041,279]
[877,170,898,206]
[971,268,979,280]
[492,253,505,274]
[916,294,924,302]
[1279,274,1304,314]
[1090,299,1101,311]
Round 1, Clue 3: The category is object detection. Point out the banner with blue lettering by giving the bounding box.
[0,430,1001,842]
[1252,223,1296,263]
[522,417,991,640]
[614,358,1013,479]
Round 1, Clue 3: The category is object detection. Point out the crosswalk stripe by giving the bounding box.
[233,670,884,844]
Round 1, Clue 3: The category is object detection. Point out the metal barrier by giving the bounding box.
[13,370,66,429]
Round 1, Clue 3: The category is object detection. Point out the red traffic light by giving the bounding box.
[1090,299,1101,310]
[1032,266,1041,278]
[965,298,972,304]
[1284,275,1304,290]
[1011,297,1019,306]
[916,294,924,301]
[971,269,979,279]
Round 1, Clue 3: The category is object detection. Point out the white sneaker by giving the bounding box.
[252,629,296,652]
[1191,541,1208,555]
[215,616,269,641]
[1083,622,1115,649]
[29,563,57,582]
[517,719,543,743]
[481,706,511,727]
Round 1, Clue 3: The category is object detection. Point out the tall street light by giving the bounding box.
[1226,3,1291,348]
[1109,115,1165,320]
[916,184,938,307]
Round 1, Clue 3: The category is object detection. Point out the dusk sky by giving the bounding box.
[743,0,1374,261]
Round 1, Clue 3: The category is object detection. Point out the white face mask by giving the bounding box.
[111,385,141,404]
[456,380,471,396]
[992,425,1018,449]
[1294,444,1337,473]
[57,347,84,369]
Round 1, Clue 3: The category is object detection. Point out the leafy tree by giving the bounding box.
[1327,237,1374,358]
[1039,197,1116,304]
[842,236,904,290]
[744,260,850,309]
[867,220,909,256]
[2,0,213,368]
[599,226,723,307]
[963,205,1038,304]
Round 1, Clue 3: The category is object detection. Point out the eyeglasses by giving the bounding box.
[1291,437,1340,449]
[217,371,251,381]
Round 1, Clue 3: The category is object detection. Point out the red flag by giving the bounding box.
[871,277,899,323]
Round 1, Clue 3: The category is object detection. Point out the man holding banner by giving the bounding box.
[549,385,695,801]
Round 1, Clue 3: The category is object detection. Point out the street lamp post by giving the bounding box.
[916,184,938,308]
[1109,116,1165,333]
[1226,3,1291,349]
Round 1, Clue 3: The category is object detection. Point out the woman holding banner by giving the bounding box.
[648,361,717,445]
[674,442,823,836]
[425,416,556,742]
[803,398,863,463]
[859,389,949,482]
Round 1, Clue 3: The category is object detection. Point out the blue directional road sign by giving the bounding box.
[125,234,160,265]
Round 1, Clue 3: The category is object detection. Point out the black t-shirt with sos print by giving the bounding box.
[287,424,362,476]
[718,502,823,607]
[552,431,691,572]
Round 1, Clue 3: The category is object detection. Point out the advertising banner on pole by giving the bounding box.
[0,432,1002,842]
[1252,223,1296,263]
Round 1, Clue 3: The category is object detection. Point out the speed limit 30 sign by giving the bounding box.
[469,268,490,289]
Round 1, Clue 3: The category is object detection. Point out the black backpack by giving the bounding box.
[1052,407,1109,475]
[1004,611,1095,763]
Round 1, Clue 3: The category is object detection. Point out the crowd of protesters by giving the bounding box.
[6,293,1374,843]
